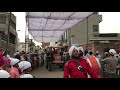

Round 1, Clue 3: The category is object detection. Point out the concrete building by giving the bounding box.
[89,33,120,54]
[17,39,36,52]
[62,12,102,47]
[50,12,102,48]
[61,12,120,54]
[0,12,17,57]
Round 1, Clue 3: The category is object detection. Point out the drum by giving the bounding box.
[86,55,101,78]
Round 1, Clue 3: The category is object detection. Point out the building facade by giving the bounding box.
[0,12,17,57]
[89,33,120,55]
[62,12,102,47]
[61,12,120,54]
[17,39,36,53]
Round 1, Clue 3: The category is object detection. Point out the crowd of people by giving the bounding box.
[0,47,44,78]
[0,45,120,78]
[63,45,120,78]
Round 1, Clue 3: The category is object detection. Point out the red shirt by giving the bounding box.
[63,58,101,78]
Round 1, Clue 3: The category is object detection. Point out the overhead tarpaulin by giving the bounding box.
[26,12,94,43]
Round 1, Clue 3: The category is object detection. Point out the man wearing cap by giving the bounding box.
[78,47,85,58]
[63,46,102,78]
[101,49,118,78]
[18,61,33,78]
[8,58,20,78]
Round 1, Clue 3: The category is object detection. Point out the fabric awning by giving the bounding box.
[26,12,93,43]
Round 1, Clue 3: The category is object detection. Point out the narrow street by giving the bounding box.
[30,65,64,78]
[1,12,120,79]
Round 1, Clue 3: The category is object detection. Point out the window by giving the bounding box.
[9,33,16,44]
[93,25,99,32]
[10,19,16,29]
[1,32,7,41]
[1,32,16,44]
[0,14,6,23]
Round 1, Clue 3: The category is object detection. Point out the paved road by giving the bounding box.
[31,65,64,78]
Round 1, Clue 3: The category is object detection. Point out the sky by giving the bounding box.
[99,12,120,33]
[12,12,42,46]
[12,12,120,45]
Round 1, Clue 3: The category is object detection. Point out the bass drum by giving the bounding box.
[85,55,101,78]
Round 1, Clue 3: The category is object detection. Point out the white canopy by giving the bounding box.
[26,12,93,43]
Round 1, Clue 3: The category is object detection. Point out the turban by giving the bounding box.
[68,46,78,58]
[10,58,20,66]
[78,47,84,53]
[0,70,10,78]
[18,61,31,72]
[20,74,33,78]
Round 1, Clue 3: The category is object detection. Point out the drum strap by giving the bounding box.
[74,61,86,77]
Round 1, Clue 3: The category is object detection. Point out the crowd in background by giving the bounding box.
[0,45,120,78]
[63,46,120,78]
[0,47,45,78]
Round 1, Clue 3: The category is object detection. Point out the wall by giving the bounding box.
[93,40,120,55]
[65,13,102,46]
[0,12,17,56]
[1,40,15,57]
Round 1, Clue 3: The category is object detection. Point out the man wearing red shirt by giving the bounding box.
[63,46,102,78]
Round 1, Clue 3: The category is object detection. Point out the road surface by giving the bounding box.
[31,65,64,78]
